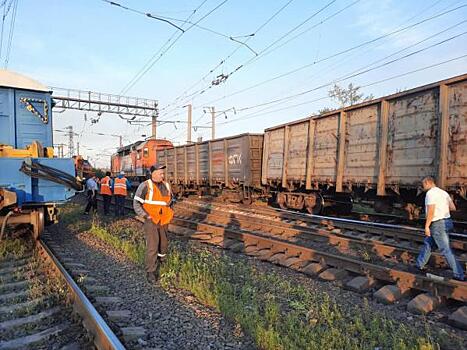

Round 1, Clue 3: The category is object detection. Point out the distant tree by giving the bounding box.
[317,106,335,115]
[328,83,374,107]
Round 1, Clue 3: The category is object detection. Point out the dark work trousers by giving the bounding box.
[102,194,112,215]
[114,195,126,217]
[85,190,97,213]
[143,219,168,274]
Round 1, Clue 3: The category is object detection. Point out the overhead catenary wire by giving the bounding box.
[3,0,17,68]
[215,53,467,127]
[119,0,232,96]
[161,0,360,115]
[197,2,467,108]
[162,0,297,114]
[214,31,467,116]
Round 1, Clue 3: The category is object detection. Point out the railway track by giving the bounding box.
[99,194,467,328]
[0,237,125,350]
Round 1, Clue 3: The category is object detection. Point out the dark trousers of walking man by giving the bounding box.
[85,190,97,213]
[143,219,168,277]
[102,194,112,215]
[114,195,125,216]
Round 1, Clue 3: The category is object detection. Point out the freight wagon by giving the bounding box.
[156,133,263,203]
[262,74,467,217]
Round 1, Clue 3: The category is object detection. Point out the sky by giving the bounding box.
[6,0,467,167]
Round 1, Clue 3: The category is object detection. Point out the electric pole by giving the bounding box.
[77,141,80,155]
[209,106,215,140]
[66,125,75,157]
[151,103,159,139]
[185,104,192,144]
[119,135,123,148]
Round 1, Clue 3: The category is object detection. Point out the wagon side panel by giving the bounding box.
[386,89,438,186]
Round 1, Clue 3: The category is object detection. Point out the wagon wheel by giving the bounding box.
[241,196,253,205]
[32,208,45,240]
[277,193,287,210]
[304,193,324,215]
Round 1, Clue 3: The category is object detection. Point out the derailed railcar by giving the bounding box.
[157,133,263,203]
[262,74,467,217]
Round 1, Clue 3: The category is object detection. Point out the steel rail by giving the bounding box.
[37,239,126,350]
[171,216,467,302]
[173,203,466,267]
[183,198,467,239]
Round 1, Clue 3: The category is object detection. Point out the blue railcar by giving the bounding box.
[0,70,81,238]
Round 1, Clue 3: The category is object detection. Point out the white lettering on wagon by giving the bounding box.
[228,153,242,165]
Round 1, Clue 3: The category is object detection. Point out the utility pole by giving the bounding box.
[66,125,75,157]
[119,135,123,148]
[77,141,80,155]
[209,106,215,140]
[185,104,192,144]
[151,103,159,139]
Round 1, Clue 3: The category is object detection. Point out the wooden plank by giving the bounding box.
[437,84,449,189]
[281,126,290,189]
[195,143,200,185]
[208,141,212,186]
[335,111,347,192]
[377,100,389,196]
[305,119,316,190]
[184,146,188,185]
[261,132,270,185]
[224,139,229,187]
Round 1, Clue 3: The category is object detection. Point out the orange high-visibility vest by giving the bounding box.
[114,177,128,196]
[100,176,112,195]
[139,180,173,225]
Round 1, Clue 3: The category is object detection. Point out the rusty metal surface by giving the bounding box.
[447,81,467,188]
[186,145,196,181]
[286,123,308,181]
[198,142,209,181]
[176,147,185,182]
[386,89,438,186]
[263,74,467,195]
[343,105,379,184]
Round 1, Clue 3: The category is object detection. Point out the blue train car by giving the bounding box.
[0,70,81,238]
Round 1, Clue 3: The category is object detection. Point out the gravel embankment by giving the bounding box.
[47,216,254,350]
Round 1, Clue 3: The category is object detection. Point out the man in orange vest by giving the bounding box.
[112,171,131,217]
[133,163,175,283]
[100,171,113,215]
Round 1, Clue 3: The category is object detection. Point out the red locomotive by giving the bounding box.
[111,138,173,180]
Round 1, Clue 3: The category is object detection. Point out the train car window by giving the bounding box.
[143,148,149,158]
[137,151,141,160]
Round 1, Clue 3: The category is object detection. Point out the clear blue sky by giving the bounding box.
[8,0,467,167]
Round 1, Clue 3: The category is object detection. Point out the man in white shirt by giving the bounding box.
[415,176,464,281]
[84,174,98,215]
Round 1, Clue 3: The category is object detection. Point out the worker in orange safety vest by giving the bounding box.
[112,171,131,217]
[100,171,113,215]
[133,163,175,283]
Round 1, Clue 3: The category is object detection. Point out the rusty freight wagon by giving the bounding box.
[262,74,467,217]
[157,133,264,203]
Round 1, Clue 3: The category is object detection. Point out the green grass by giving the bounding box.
[60,203,463,350]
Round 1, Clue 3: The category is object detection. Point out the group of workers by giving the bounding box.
[84,171,131,216]
[84,168,463,284]
[83,164,176,283]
